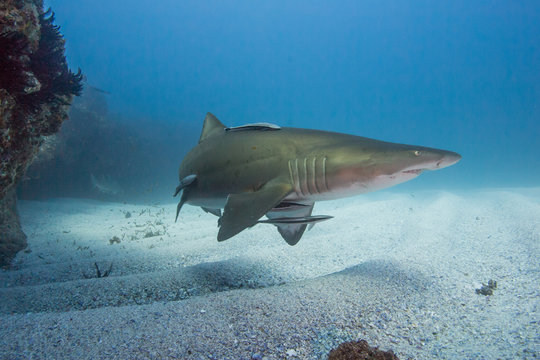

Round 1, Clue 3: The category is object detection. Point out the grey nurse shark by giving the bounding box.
[174,113,461,245]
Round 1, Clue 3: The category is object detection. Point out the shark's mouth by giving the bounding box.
[402,169,424,175]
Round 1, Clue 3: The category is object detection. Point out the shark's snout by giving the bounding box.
[400,149,461,173]
[435,151,461,169]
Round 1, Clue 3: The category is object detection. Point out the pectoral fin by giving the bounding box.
[217,179,292,242]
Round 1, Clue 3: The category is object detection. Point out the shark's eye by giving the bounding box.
[414,150,421,157]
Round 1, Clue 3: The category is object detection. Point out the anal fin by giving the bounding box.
[265,202,314,245]
[202,207,221,217]
[264,203,332,245]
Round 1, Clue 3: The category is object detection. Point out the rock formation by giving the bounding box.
[0,0,82,266]
[328,339,399,360]
[19,87,144,201]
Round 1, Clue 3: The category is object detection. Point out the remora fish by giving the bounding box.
[174,113,461,245]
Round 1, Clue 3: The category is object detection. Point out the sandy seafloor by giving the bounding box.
[0,188,539,359]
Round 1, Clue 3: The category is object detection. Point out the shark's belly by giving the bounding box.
[187,196,228,209]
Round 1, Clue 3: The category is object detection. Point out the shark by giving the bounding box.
[174,113,461,245]
[90,173,123,196]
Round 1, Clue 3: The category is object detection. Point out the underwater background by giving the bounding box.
[3,2,539,359]
[20,0,540,202]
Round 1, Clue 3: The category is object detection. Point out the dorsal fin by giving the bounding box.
[199,113,226,142]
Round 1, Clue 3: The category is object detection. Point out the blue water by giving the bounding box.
[44,0,540,192]
[4,3,540,359]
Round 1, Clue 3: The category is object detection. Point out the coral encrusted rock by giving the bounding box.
[328,339,399,360]
[0,0,82,266]
[0,187,26,266]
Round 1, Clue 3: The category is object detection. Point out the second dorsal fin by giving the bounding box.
[199,113,226,143]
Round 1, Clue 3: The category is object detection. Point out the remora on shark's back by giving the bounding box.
[174,113,461,245]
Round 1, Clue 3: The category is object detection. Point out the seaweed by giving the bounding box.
[2,8,84,139]
[19,8,83,112]
[1,9,83,111]
[84,262,113,279]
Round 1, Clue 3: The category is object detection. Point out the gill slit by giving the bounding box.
[290,157,328,196]
[312,157,319,194]
[303,158,311,195]
[295,158,304,196]
[287,160,295,194]
[322,156,329,192]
